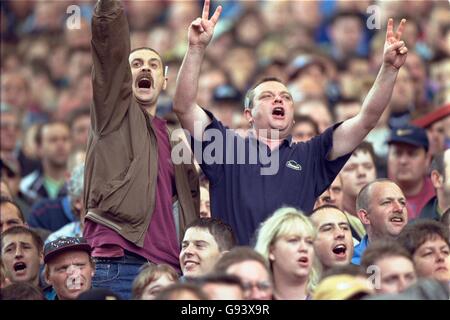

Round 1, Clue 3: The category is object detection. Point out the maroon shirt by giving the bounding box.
[84,117,180,272]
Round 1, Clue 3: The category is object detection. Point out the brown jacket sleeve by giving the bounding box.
[91,0,132,135]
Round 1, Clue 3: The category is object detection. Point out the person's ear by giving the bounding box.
[39,251,44,265]
[162,76,168,91]
[244,109,253,126]
[357,209,370,226]
[268,245,275,262]
[430,170,442,189]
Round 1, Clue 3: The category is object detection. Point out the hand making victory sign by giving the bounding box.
[384,18,408,70]
[188,0,222,49]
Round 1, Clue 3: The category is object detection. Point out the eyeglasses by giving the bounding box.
[242,281,272,292]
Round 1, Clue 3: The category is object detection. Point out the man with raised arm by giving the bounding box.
[83,0,199,299]
[173,0,408,245]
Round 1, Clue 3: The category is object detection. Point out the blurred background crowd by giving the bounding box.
[1,0,450,301]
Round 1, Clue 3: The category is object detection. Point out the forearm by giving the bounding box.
[359,64,399,131]
[173,46,206,115]
[91,0,131,133]
[329,65,399,160]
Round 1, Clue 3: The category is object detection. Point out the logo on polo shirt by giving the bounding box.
[286,160,302,171]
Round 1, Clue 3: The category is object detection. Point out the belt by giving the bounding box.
[93,251,151,265]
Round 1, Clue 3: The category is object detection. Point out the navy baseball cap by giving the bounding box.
[44,237,92,264]
[387,125,429,151]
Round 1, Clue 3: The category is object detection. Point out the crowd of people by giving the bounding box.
[1,0,450,301]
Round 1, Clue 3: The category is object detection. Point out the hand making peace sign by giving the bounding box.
[384,18,408,70]
[188,0,222,49]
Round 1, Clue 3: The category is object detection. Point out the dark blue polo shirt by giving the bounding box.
[191,111,351,245]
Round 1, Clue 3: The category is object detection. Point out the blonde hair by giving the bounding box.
[131,263,179,299]
[254,207,321,293]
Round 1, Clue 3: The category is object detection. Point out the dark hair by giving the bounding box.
[441,208,450,226]
[353,141,377,167]
[214,246,269,275]
[1,226,44,254]
[154,283,208,300]
[310,204,346,216]
[293,115,319,136]
[430,151,445,179]
[397,219,450,255]
[185,218,236,252]
[35,120,70,146]
[361,239,413,270]
[244,77,285,109]
[130,47,165,68]
[196,273,244,291]
[67,107,90,129]
[0,282,45,300]
[0,196,25,223]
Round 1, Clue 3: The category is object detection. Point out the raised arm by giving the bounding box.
[91,0,132,135]
[329,18,408,160]
[172,0,222,140]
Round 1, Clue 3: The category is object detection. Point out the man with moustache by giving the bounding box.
[352,179,408,265]
[83,0,199,299]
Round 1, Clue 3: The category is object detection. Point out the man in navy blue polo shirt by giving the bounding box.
[173,0,409,245]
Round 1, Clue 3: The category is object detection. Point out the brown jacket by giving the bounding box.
[83,0,199,247]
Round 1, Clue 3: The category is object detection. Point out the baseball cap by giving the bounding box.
[77,288,122,300]
[44,237,92,264]
[313,275,374,300]
[387,125,429,151]
[412,104,450,128]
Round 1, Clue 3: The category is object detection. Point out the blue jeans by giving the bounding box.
[92,253,149,300]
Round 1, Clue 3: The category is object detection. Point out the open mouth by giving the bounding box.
[272,107,285,117]
[390,216,404,224]
[13,262,27,273]
[297,257,309,265]
[332,244,347,257]
[136,73,153,90]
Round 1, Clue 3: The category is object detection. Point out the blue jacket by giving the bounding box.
[28,196,76,232]
[352,235,369,265]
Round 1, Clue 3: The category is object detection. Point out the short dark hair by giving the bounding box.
[154,282,208,300]
[129,47,165,67]
[293,115,319,136]
[361,239,413,270]
[0,196,25,223]
[0,282,45,300]
[214,246,269,274]
[67,107,90,129]
[185,218,236,252]
[397,219,450,256]
[441,208,450,226]
[196,273,244,291]
[310,204,346,216]
[1,226,44,254]
[35,120,70,146]
[353,141,377,167]
[430,151,445,179]
[244,77,285,109]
